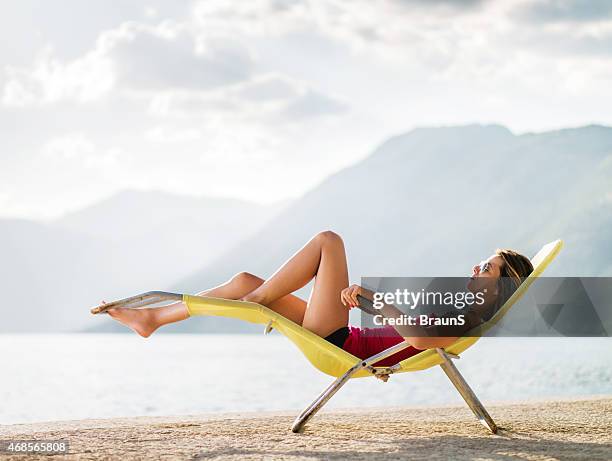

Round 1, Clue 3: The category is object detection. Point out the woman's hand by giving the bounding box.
[341,284,362,308]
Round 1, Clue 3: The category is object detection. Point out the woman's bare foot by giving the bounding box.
[106,307,158,338]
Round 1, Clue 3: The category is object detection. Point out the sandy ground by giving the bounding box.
[1,397,611,460]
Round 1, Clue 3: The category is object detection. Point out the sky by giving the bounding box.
[1,0,612,219]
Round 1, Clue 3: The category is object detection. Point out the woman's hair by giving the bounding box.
[493,248,534,312]
[496,248,533,283]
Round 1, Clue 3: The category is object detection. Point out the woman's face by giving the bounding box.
[466,254,504,296]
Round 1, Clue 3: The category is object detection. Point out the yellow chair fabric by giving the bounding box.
[184,240,563,378]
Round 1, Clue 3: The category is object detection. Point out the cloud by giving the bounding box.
[1,19,347,123]
[2,47,114,106]
[144,126,202,143]
[0,0,193,65]
[42,133,120,168]
[1,21,256,106]
[281,88,348,120]
[2,0,612,220]
[393,0,486,10]
[147,90,240,117]
[146,73,348,122]
[515,0,612,24]
[189,0,612,71]
[107,23,254,91]
[0,0,506,111]
[190,0,487,56]
[526,30,612,57]
[192,0,310,38]
[235,75,300,102]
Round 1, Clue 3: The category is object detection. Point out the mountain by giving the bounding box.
[55,189,288,286]
[0,219,118,332]
[172,124,612,336]
[5,125,610,333]
[0,190,287,332]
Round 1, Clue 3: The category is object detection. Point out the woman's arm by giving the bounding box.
[341,284,460,350]
[340,284,375,306]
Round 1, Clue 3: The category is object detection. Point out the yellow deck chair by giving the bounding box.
[91,239,563,433]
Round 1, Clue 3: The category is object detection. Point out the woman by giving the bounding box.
[103,230,533,366]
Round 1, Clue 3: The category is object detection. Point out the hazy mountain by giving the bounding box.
[1,191,288,332]
[169,124,612,333]
[55,189,288,285]
[0,219,119,332]
[5,124,610,333]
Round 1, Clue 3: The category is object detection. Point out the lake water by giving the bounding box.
[1,334,611,425]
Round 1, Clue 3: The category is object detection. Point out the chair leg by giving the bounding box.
[291,362,363,433]
[435,348,498,434]
[291,341,414,433]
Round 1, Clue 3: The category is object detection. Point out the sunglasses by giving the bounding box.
[478,261,493,273]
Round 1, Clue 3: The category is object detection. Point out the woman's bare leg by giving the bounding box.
[243,231,350,338]
[107,273,306,337]
[107,230,350,339]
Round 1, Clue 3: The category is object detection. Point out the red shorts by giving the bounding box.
[342,325,422,367]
